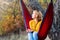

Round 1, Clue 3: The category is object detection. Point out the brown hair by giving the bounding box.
[38,11,43,21]
[33,10,43,21]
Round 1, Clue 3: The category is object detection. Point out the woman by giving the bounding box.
[26,10,43,40]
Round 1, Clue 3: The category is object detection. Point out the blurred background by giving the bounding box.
[0,0,60,40]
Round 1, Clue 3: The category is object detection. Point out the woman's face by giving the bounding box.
[32,10,38,19]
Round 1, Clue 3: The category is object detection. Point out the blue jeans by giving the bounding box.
[28,32,38,40]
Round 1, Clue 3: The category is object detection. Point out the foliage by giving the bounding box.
[0,0,24,35]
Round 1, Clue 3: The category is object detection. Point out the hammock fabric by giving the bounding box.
[38,1,53,40]
[20,0,54,40]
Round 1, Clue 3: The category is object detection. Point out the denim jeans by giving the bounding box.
[28,32,38,40]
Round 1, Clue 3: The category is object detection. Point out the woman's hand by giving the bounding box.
[26,29,33,32]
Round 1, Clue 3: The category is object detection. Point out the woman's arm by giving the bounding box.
[36,20,42,32]
[29,20,36,31]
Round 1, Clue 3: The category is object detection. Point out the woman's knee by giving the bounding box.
[33,32,38,36]
[28,32,33,40]
[33,32,38,40]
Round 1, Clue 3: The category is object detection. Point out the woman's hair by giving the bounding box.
[38,11,43,21]
[33,10,43,21]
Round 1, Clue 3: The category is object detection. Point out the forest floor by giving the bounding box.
[0,30,51,40]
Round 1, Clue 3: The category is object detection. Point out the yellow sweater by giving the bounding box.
[29,20,42,32]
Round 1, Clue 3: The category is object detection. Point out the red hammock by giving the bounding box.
[20,0,54,40]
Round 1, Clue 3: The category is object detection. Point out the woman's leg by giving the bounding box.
[28,32,34,40]
[33,32,38,40]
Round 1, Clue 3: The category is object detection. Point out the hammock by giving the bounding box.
[20,0,54,40]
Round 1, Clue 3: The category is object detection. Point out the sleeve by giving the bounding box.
[29,20,36,31]
[36,20,42,32]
